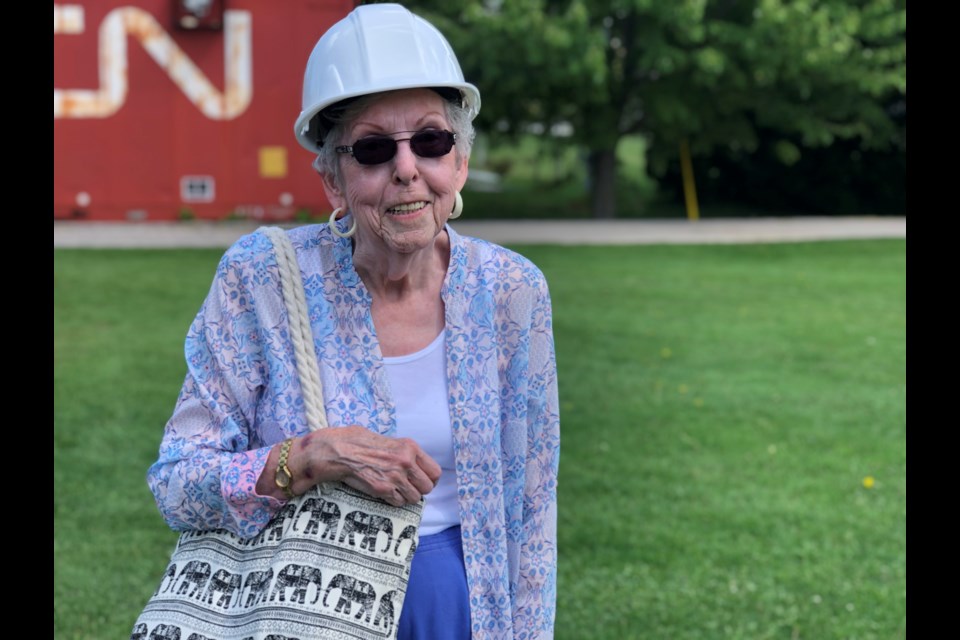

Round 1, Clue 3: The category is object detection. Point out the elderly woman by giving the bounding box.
[147,4,559,639]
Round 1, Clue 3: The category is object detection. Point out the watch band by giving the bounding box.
[275,438,296,500]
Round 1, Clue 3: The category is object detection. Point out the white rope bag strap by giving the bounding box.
[260,226,328,432]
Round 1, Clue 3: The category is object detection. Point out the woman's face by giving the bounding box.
[322,89,469,257]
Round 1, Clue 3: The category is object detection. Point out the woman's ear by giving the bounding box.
[320,168,346,211]
[454,154,469,192]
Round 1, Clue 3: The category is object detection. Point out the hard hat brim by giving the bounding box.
[294,83,480,155]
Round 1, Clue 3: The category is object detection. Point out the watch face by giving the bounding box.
[276,467,292,488]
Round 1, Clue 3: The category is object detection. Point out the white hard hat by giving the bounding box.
[293,3,481,154]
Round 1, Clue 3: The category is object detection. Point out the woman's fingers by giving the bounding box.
[356,437,439,504]
[296,427,441,505]
[410,451,442,493]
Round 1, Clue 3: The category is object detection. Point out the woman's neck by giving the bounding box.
[352,230,451,300]
[353,230,451,357]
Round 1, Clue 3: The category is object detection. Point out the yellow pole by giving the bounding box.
[679,138,700,221]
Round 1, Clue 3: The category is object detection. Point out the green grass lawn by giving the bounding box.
[54,239,905,640]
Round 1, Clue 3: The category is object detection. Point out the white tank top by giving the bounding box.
[383,332,459,535]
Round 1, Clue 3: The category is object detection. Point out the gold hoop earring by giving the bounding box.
[328,208,357,238]
[449,191,463,219]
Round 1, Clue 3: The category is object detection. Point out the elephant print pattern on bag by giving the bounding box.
[240,568,273,608]
[323,574,378,621]
[147,624,182,640]
[154,563,178,596]
[292,496,341,539]
[393,525,418,565]
[339,511,394,552]
[203,568,243,608]
[373,589,399,635]
[242,501,300,547]
[175,561,211,598]
[269,564,325,605]
[132,484,423,640]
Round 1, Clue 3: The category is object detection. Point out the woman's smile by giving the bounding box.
[385,200,430,216]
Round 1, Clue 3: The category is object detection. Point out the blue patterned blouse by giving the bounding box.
[147,221,560,639]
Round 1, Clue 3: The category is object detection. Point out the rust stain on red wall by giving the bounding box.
[54,1,356,221]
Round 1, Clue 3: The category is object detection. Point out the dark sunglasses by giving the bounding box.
[335,129,457,165]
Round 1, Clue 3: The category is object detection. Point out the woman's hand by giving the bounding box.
[257,427,442,507]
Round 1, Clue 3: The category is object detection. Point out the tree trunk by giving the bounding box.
[588,148,617,219]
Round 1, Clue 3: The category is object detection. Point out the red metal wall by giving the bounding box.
[54,1,356,222]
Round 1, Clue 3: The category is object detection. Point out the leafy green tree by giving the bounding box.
[407,0,905,218]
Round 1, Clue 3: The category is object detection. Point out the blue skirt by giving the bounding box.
[397,525,472,640]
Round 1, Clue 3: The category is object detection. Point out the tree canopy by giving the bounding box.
[406,0,906,217]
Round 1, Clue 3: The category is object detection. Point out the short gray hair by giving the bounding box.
[311,91,475,185]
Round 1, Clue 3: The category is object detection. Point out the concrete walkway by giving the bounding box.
[53,216,905,249]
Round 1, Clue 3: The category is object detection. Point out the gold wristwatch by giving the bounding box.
[275,438,296,499]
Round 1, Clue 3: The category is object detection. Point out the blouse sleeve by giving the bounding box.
[513,275,561,639]
[146,233,290,538]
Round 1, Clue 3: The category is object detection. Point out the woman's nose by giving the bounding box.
[392,140,419,184]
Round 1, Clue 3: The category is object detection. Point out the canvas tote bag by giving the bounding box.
[131,226,423,640]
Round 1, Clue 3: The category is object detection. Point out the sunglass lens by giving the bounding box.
[411,130,455,157]
[353,137,397,165]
